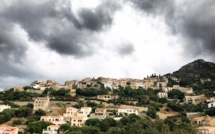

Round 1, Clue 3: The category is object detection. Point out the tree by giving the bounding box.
[146,106,156,118]
[65,126,82,134]
[167,102,183,112]
[164,118,175,131]
[85,118,101,128]
[34,109,46,116]
[82,126,100,134]
[13,120,22,125]
[205,107,215,116]
[168,89,185,100]
[27,121,52,133]
[181,116,190,123]
[58,123,71,133]
[15,106,33,117]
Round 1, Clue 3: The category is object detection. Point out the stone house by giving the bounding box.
[157,92,168,98]
[179,87,193,94]
[13,86,24,92]
[33,96,50,111]
[191,116,215,126]
[97,94,118,101]
[185,94,207,105]
[70,89,76,97]
[197,126,215,134]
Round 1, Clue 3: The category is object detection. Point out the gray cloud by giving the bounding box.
[129,0,175,16]
[179,1,215,57]
[76,1,120,31]
[128,0,215,59]
[117,43,134,56]
[0,19,41,81]
[0,0,121,88]
[0,20,27,63]
[0,0,120,57]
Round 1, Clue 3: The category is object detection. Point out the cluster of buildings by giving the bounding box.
[29,93,138,134]
[40,105,139,134]
[27,76,169,91]
[191,116,215,134]
[0,105,18,134]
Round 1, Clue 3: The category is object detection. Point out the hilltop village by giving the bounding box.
[0,73,215,134]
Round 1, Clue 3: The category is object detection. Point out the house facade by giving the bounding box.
[63,107,78,117]
[197,126,215,134]
[70,89,76,97]
[185,94,206,105]
[90,108,107,119]
[40,116,66,125]
[97,94,118,101]
[179,87,193,94]
[33,96,50,111]
[71,116,87,127]
[0,125,18,134]
[42,125,60,134]
[77,107,92,117]
[157,92,168,98]
[208,102,215,108]
[0,105,11,112]
[117,108,139,115]
[13,86,24,92]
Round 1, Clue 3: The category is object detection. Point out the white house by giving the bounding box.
[42,125,60,134]
[63,107,78,118]
[208,102,215,108]
[71,116,87,127]
[77,107,92,117]
[40,116,66,125]
[103,83,112,89]
[157,92,168,98]
[0,105,11,112]
[117,108,139,116]
[207,97,215,103]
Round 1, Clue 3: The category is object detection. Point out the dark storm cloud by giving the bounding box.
[76,1,120,31]
[0,0,121,88]
[128,0,215,59]
[179,1,215,57]
[0,19,27,63]
[0,19,40,79]
[129,0,175,16]
[117,43,134,56]
[0,0,120,57]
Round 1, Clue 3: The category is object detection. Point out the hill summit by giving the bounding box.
[171,59,215,86]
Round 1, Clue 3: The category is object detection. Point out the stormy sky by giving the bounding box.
[0,0,214,89]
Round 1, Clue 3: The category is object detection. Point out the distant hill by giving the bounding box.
[168,59,215,86]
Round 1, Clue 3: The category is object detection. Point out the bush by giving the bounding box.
[34,109,46,116]
[13,120,22,125]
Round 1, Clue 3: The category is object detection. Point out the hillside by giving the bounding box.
[171,59,215,86]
